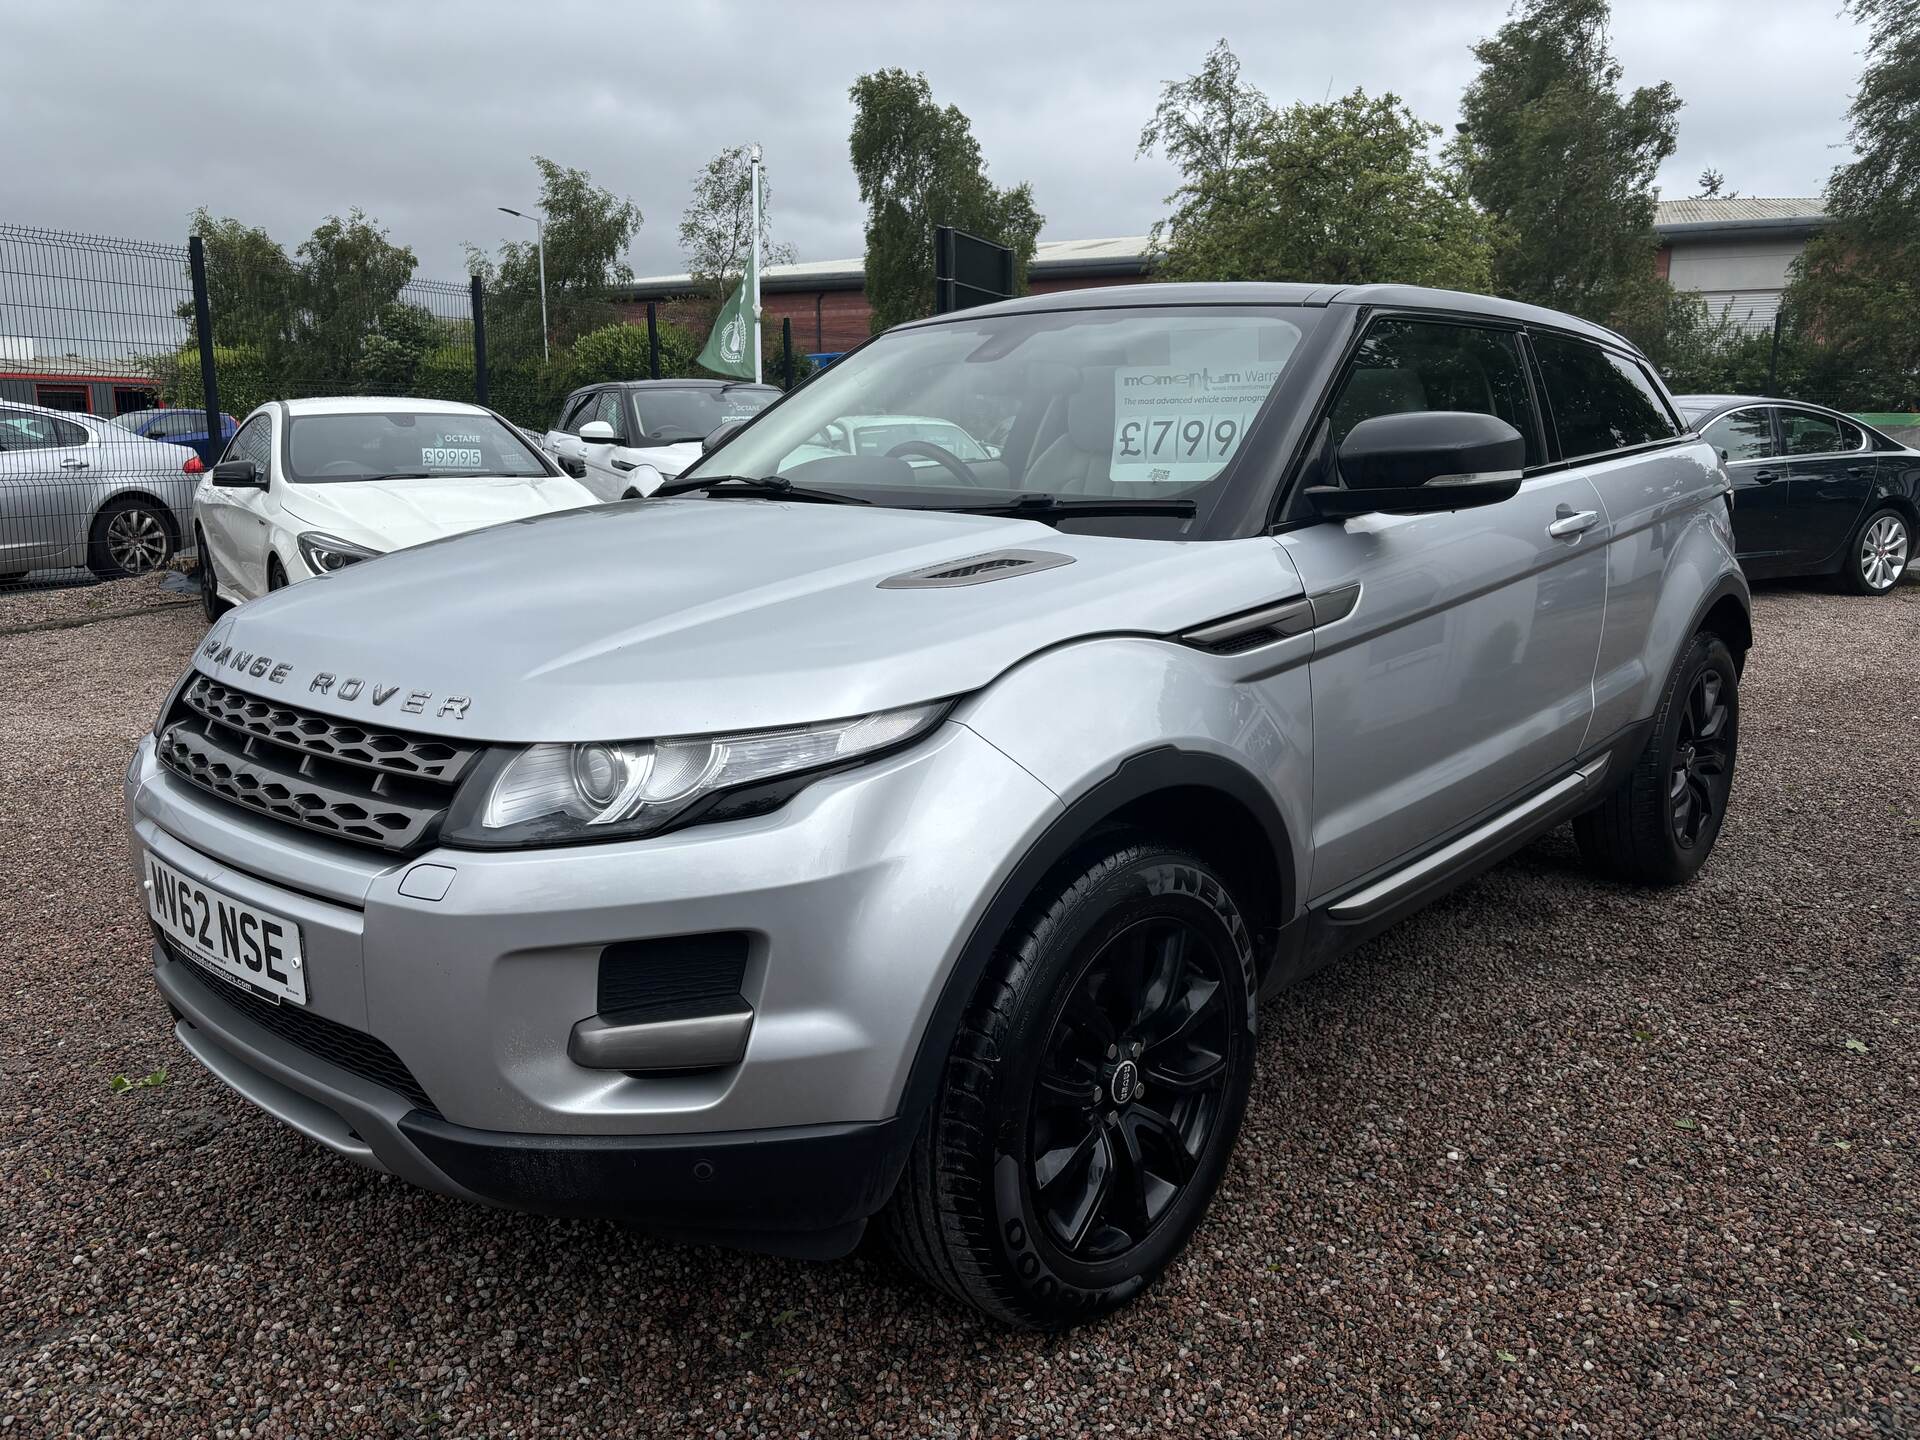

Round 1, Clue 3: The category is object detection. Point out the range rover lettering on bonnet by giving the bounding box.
[198,638,472,720]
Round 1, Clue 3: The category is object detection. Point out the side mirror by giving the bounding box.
[210,459,263,488]
[578,420,617,446]
[1306,411,1525,518]
[703,419,745,455]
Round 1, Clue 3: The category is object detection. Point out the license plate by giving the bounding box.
[144,852,307,1005]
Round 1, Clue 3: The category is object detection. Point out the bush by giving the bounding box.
[148,343,280,420]
[567,320,703,385]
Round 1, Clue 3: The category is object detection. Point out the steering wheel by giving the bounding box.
[886,440,983,488]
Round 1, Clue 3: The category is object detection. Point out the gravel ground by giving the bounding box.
[2,581,1915,1438]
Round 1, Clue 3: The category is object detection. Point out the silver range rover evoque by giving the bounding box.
[126,283,1751,1328]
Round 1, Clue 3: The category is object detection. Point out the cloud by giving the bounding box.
[8,0,1863,282]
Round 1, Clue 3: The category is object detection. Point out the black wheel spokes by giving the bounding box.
[1671,669,1732,848]
[1030,916,1233,1261]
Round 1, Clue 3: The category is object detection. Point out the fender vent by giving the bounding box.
[878,548,1074,589]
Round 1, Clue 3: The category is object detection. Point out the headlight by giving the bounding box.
[441,701,949,847]
[297,532,381,574]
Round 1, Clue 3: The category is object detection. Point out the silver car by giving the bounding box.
[0,399,204,581]
[125,284,1750,1328]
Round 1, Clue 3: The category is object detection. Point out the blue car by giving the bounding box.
[110,408,239,467]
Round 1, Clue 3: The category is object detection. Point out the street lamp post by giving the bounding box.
[497,206,549,361]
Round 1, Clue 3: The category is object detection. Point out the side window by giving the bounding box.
[0,407,60,449]
[558,392,596,433]
[1530,334,1681,459]
[1779,408,1859,456]
[591,389,628,441]
[51,417,90,447]
[225,415,273,471]
[1701,408,1775,463]
[1326,319,1543,467]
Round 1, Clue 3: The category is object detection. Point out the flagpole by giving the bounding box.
[750,144,763,384]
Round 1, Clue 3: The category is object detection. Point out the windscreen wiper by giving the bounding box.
[648,474,870,505]
[952,493,1198,523]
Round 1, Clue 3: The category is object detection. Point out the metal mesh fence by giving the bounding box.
[0,223,482,593]
[0,224,202,589]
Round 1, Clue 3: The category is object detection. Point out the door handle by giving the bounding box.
[1846,465,1867,477]
[1547,507,1598,539]
[59,458,89,470]
[1751,469,1779,485]
[611,458,639,472]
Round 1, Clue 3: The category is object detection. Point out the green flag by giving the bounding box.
[698,265,757,380]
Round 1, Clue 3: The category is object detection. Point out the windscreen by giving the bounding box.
[628,386,779,446]
[286,411,548,483]
[692,306,1311,513]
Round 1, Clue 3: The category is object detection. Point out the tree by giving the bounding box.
[184,209,297,354]
[290,210,417,386]
[1137,38,1274,261]
[679,145,796,310]
[1141,63,1493,291]
[1780,0,1920,407]
[466,157,643,356]
[848,69,1043,331]
[1692,168,1735,200]
[1449,0,1681,344]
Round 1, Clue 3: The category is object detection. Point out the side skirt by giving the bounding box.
[1258,718,1654,998]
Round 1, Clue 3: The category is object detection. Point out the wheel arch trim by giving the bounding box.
[891,746,1295,1146]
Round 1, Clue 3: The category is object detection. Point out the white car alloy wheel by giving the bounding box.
[1859,511,1909,592]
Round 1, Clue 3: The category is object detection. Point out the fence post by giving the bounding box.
[647,302,660,380]
[470,275,489,407]
[188,236,222,461]
[1765,309,1784,394]
[782,316,794,389]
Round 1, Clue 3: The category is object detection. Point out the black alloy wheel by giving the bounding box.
[1029,915,1233,1260]
[1667,666,1732,850]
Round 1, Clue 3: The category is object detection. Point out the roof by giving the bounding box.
[915,281,1635,352]
[1653,197,1826,238]
[602,378,779,391]
[277,396,489,416]
[0,353,157,381]
[617,234,1157,301]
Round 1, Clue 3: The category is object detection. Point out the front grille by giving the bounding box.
[157,675,476,853]
[162,937,440,1116]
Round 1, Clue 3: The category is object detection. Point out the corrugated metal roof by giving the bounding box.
[618,200,1831,299]
[0,353,158,380]
[1653,197,1825,230]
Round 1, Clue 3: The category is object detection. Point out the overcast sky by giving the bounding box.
[9,0,1866,282]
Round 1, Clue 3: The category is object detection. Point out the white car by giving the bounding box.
[777,413,1001,474]
[543,380,781,501]
[194,397,596,617]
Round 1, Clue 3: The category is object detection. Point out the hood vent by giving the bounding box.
[879,548,1075,590]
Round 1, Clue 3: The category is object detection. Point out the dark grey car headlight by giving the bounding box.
[440,701,948,847]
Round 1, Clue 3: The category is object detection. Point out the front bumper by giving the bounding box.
[128,719,1061,1239]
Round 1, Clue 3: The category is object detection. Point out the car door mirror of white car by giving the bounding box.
[210,459,266,489]
[704,419,746,455]
[1308,411,1526,519]
[578,421,617,445]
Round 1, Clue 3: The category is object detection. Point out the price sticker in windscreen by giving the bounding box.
[1110,365,1280,484]
[422,432,485,468]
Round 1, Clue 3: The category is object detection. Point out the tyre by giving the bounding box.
[885,841,1257,1328]
[0,572,26,584]
[196,528,230,622]
[1843,505,1909,595]
[1574,631,1738,886]
[87,496,175,579]
[267,554,288,592]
